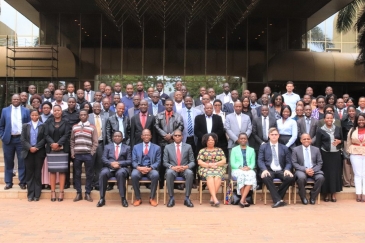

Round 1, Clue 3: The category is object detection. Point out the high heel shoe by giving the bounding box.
[51,191,56,202]
[58,191,64,202]
[331,194,337,202]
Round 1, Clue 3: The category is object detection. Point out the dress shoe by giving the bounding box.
[310,198,315,205]
[301,197,308,205]
[239,202,245,208]
[121,198,128,207]
[84,193,93,202]
[51,191,56,202]
[256,185,262,190]
[58,191,64,202]
[244,203,250,207]
[145,184,151,189]
[28,198,33,202]
[96,199,106,207]
[167,198,175,207]
[324,198,329,202]
[73,193,83,202]
[133,199,142,206]
[331,198,337,202]
[94,186,100,191]
[149,198,158,207]
[4,184,12,190]
[34,198,39,201]
[106,185,114,191]
[272,201,285,208]
[212,201,220,207]
[19,184,26,190]
[64,183,70,189]
[184,198,194,207]
[44,185,51,190]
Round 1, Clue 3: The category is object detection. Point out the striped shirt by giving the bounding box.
[70,121,99,157]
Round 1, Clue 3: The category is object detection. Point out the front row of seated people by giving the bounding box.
[97,127,324,208]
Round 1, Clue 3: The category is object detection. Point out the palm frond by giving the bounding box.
[355,7,365,67]
[336,0,365,33]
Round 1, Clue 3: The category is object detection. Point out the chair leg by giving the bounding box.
[131,187,134,204]
[318,193,320,205]
[157,181,159,204]
[288,186,291,205]
[222,180,226,203]
[164,180,166,205]
[199,180,203,205]
[125,180,128,201]
[294,183,296,204]
[264,185,267,205]
[254,189,256,205]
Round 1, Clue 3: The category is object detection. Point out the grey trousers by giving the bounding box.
[166,169,194,197]
[295,171,325,200]
[131,169,159,199]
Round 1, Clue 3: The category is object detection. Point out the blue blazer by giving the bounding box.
[148,103,165,115]
[258,143,292,172]
[0,106,30,145]
[101,143,132,170]
[132,142,161,170]
[222,102,234,114]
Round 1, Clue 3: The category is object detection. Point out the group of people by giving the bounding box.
[0,80,364,208]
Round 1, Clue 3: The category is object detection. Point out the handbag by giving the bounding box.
[230,189,241,205]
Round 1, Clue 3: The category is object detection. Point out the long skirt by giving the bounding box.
[321,150,342,194]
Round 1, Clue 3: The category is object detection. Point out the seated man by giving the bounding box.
[97,131,131,207]
[163,129,195,208]
[131,129,161,207]
[258,127,295,208]
[292,134,325,205]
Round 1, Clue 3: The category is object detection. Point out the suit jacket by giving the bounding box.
[130,112,156,148]
[222,102,234,114]
[315,125,343,151]
[41,95,55,103]
[163,142,195,169]
[128,107,139,120]
[216,93,232,104]
[256,106,272,118]
[155,111,184,147]
[132,142,161,170]
[336,108,347,121]
[180,107,202,144]
[291,145,323,174]
[105,114,131,145]
[44,118,71,153]
[84,90,95,103]
[63,93,76,102]
[224,113,252,149]
[159,93,170,105]
[258,143,292,172]
[194,114,226,152]
[194,97,202,107]
[88,112,108,145]
[0,106,31,145]
[101,143,131,170]
[133,91,148,99]
[20,122,46,159]
[148,103,165,116]
[297,117,318,144]
[101,110,115,119]
[252,116,277,150]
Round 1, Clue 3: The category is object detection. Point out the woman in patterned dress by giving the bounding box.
[197,133,226,207]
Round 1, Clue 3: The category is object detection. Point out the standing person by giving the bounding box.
[41,88,54,103]
[173,91,185,114]
[347,113,365,202]
[29,95,42,113]
[216,83,232,104]
[343,94,350,104]
[277,105,298,151]
[213,99,226,124]
[148,91,165,116]
[311,95,326,120]
[20,92,29,108]
[90,91,103,108]
[135,81,148,99]
[256,94,270,117]
[195,94,211,113]
[156,82,170,106]
[105,103,131,146]
[169,81,183,99]
[250,93,260,109]
[270,93,284,120]
[305,87,314,98]
[96,131,132,207]
[21,109,46,201]
[357,97,365,113]
[76,89,88,110]
[70,110,98,202]
[257,86,272,105]
[51,90,68,111]
[336,98,347,120]
[109,94,121,113]
[48,83,56,97]
[282,81,300,116]
[342,105,357,188]
[222,90,239,115]
[302,95,312,106]
[315,112,343,202]
[45,105,70,201]
[59,85,66,96]
[194,87,207,106]
[325,94,337,106]
[98,82,106,96]
[325,86,333,97]
[63,83,76,102]
[0,94,31,190]
[84,81,95,103]
[242,97,257,121]
[27,85,37,105]
[292,105,304,121]
[128,95,141,119]
[102,97,114,116]
[121,84,134,112]
[297,105,319,144]
[104,86,113,104]
[112,82,125,99]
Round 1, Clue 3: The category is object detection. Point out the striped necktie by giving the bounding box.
[187,110,193,136]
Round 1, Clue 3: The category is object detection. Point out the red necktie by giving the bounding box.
[141,114,146,128]
[176,144,181,166]
[144,143,149,155]
[86,92,89,102]
[339,110,342,119]
[115,145,119,159]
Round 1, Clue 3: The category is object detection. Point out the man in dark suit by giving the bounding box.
[63,83,76,102]
[156,81,170,105]
[222,90,240,115]
[336,98,347,120]
[105,103,131,146]
[101,97,114,116]
[128,95,141,120]
[256,94,270,117]
[97,131,131,207]
[258,127,295,208]
[297,105,318,144]
[131,129,161,207]
[27,85,37,105]
[148,91,165,116]
[84,81,95,103]
[292,134,325,205]
[0,94,31,190]
[112,82,126,99]
[41,88,54,103]
[163,129,195,207]
[194,87,206,107]
[257,86,272,105]
[131,100,156,148]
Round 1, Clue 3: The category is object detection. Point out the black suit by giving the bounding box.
[297,117,318,144]
[159,93,170,105]
[105,114,131,145]
[194,97,203,106]
[21,122,46,199]
[252,116,277,150]
[130,112,156,148]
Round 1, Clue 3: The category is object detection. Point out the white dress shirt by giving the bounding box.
[175,101,183,113]
[302,145,312,168]
[205,115,213,133]
[235,113,242,130]
[270,142,282,171]
[262,116,269,140]
[222,93,231,104]
[51,101,68,111]
[11,105,22,135]
[282,92,300,116]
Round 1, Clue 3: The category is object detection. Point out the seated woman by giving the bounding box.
[197,133,226,207]
[277,105,298,150]
[230,133,256,208]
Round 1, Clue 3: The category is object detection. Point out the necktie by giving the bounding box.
[304,147,311,168]
[141,114,146,128]
[153,106,157,116]
[306,118,310,134]
[95,115,102,138]
[86,92,89,101]
[176,144,181,166]
[263,117,267,140]
[144,143,149,155]
[339,110,342,119]
[115,145,119,159]
[70,93,73,97]
[187,110,193,136]
[271,145,279,167]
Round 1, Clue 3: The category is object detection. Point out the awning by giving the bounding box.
[268,51,365,83]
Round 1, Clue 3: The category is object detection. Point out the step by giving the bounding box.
[0,162,87,173]
[0,173,87,185]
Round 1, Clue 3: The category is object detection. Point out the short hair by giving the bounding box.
[280,105,292,117]
[113,131,124,138]
[286,81,294,85]
[300,133,311,139]
[156,81,163,86]
[30,94,42,104]
[323,104,335,113]
[346,105,356,112]
[324,112,334,118]
[201,133,218,148]
[238,133,248,139]
[184,95,193,101]
[165,99,174,105]
[67,97,77,102]
[53,104,62,110]
[213,99,222,106]
[67,83,75,87]
[29,108,39,115]
[41,101,52,109]
[268,127,279,134]
[316,95,325,102]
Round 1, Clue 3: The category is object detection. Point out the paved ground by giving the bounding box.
[0,198,364,242]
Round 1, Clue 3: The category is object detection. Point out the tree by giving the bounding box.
[355,7,365,67]
[308,26,334,51]
[336,0,365,33]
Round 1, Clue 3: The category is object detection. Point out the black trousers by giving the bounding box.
[99,167,129,198]
[73,153,93,194]
[66,153,73,186]
[92,142,104,187]
[185,136,198,183]
[262,170,295,203]
[25,152,45,199]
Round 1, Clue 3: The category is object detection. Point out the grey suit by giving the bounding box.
[163,143,195,197]
[195,104,205,113]
[225,112,252,149]
[128,107,139,120]
[63,93,76,102]
[291,145,325,200]
[216,92,232,104]
[297,117,318,144]
[155,111,184,147]
[84,90,95,103]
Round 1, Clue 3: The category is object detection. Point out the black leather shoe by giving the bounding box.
[310,198,315,205]
[96,199,105,207]
[34,198,39,201]
[272,201,285,208]
[121,198,128,207]
[239,202,245,208]
[4,184,12,190]
[19,184,26,190]
[64,183,70,189]
[184,198,194,207]
[84,193,93,202]
[106,185,114,191]
[167,198,175,207]
[73,193,83,202]
[28,198,33,202]
[301,197,308,205]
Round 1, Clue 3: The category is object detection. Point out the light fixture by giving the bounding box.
[74,20,77,22]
